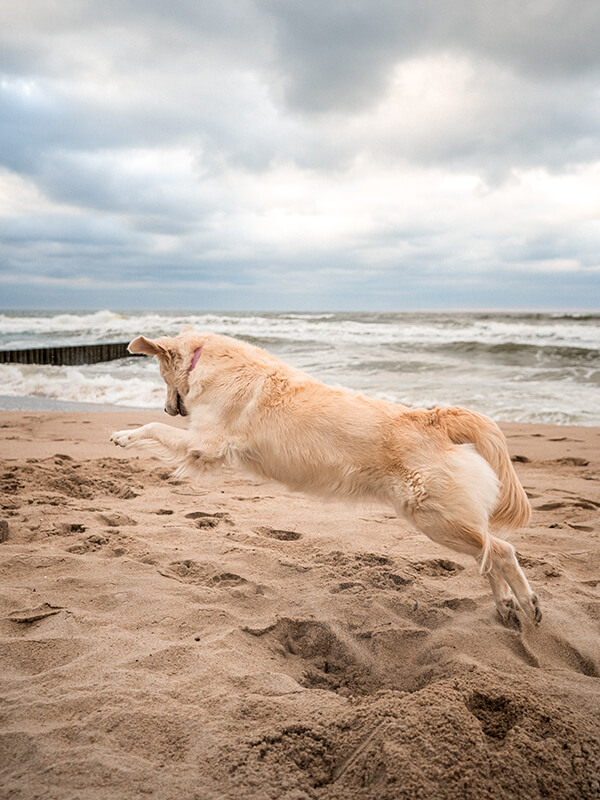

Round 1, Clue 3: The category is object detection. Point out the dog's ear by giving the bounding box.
[179,324,195,334]
[128,336,169,357]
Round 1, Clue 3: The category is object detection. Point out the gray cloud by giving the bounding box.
[3,1,600,178]
[262,0,600,112]
[1,1,599,310]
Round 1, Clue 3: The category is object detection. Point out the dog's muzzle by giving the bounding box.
[165,393,188,417]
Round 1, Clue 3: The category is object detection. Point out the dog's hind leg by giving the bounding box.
[407,508,541,626]
[487,536,542,625]
[483,566,521,629]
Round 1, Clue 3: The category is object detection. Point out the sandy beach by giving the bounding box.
[1,410,599,799]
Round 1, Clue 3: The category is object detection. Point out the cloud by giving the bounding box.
[0,1,599,310]
[262,0,600,110]
[4,1,600,178]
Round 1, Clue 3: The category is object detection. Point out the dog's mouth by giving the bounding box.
[176,393,188,417]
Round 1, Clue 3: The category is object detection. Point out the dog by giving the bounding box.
[111,326,541,628]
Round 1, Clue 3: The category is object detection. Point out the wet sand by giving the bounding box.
[1,411,599,799]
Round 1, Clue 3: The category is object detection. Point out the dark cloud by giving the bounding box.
[261,0,600,112]
[258,0,421,113]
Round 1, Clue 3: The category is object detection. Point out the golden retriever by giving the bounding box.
[111,326,541,628]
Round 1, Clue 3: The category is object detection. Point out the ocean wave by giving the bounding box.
[1,309,599,350]
[0,310,598,423]
[425,340,600,368]
[0,309,125,333]
[0,362,164,409]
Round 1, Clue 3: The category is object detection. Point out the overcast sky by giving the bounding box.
[1,1,600,311]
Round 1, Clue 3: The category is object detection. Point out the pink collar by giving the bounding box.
[189,347,203,372]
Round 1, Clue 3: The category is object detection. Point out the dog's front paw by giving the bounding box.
[110,429,135,448]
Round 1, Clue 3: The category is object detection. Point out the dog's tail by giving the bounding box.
[433,406,531,531]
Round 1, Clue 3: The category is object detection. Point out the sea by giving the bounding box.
[0,310,598,425]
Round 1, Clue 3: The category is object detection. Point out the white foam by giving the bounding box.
[0,363,164,409]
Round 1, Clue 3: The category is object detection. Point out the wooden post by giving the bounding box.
[0,343,140,366]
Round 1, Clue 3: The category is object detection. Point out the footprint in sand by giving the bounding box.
[465,691,523,740]
[159,559,248,587]
[185,511,232,528]
[573,497,600,509]
[8,603,65,623]
[243,617,382,694]
[410,558,465,577]
[0,638,85,675]
[97,513,137,528]
[439,597,478,612]
[514,553,562,578]
[536,498,599,511]
[67,534,109,553]
[245,617,435,695]
[54,522,87,535]
[353,552,391,566]
[317,551,413,593]
[368,571,414,590]
[254,526,302,541]
[535,501,566,510]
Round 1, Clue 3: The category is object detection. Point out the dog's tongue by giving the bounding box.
[189,347,203,372]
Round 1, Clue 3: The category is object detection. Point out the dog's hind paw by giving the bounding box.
[497,598,522,631]
[497,594,542,629]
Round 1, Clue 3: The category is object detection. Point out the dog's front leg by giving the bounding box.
[110,422,191,460]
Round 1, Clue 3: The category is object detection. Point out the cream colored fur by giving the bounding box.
[111,327,541,628]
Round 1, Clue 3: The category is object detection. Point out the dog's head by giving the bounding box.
[128,325,209,417]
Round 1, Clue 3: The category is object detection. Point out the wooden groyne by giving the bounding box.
[0,342,137,366]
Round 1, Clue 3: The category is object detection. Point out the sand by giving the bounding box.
[1,411,599,800]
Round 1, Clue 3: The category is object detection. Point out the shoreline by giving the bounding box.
[0,394,153,413]
[3,393,600,424]
[1,411,599,798]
